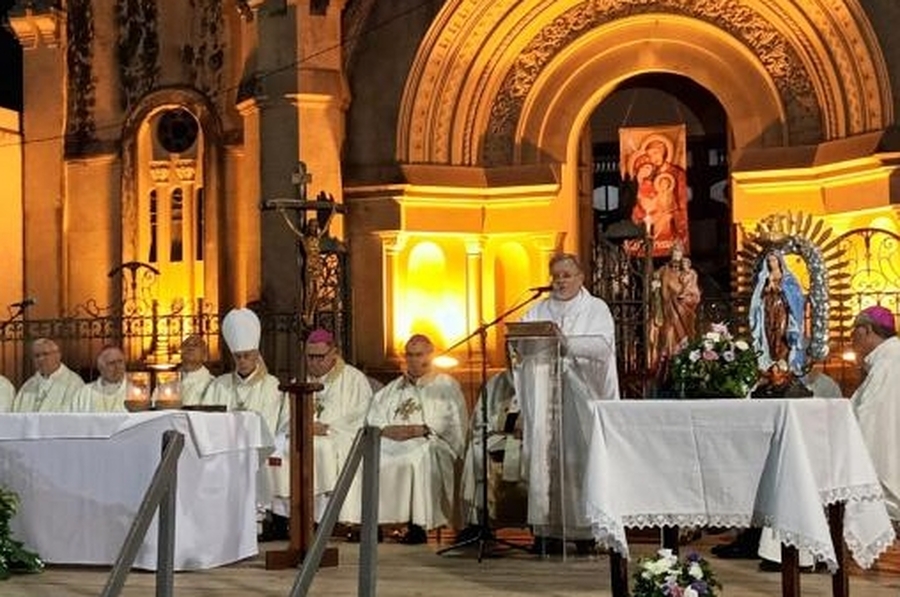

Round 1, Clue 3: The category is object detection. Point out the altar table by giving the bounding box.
[0,411,274,570]
[584,399,896,596]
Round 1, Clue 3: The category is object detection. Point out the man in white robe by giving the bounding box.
[517,252,619,551]
[203,308,288,539]
[459,370,528,530]
[304,328,373,521]
[12,338,85,412]
[152,335,215,406]
[850,305,900,522]
[73,346,129,412]
[0,374,15,412]
[343,334,467,543]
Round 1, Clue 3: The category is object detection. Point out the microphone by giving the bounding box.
[11,298,36,309]
[528,285,554,293]
[260,198,306,210]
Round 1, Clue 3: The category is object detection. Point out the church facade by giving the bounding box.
[5,0,900,381]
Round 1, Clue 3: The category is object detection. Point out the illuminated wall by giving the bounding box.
[0,108,24,309]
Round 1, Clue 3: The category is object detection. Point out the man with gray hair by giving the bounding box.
[12,338,85,412]
[151,334,214,406]
[74,346,129,412]
[519,252,619,554]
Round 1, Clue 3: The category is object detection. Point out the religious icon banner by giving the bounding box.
[619,124,690,257]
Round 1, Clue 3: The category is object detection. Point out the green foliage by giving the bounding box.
[671,322,760,399]
[0,488,44,579]
[633,549,722,597]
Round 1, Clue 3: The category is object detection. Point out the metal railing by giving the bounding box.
[100,430,184,597]
[291,425,381,597]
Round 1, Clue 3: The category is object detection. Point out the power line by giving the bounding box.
[1,0,434,149]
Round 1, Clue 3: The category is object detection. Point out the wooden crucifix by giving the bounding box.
[260,162,344,570]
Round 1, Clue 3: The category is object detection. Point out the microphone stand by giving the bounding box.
[437,287,548,561]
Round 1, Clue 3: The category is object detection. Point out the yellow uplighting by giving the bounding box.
[432,355,460,369]
[394,240,467,353]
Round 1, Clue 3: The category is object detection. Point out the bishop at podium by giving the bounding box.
[515,252,619,551]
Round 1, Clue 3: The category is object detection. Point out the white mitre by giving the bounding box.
[221,308,261,353]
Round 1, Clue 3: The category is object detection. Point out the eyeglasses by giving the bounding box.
[307,352,333,361]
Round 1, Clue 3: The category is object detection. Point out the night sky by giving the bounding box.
[1,2,23,112]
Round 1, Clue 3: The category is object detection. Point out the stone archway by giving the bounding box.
[120,86,224,315]
[398,0,892,168]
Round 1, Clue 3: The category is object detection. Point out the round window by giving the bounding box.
[157,108,199,154]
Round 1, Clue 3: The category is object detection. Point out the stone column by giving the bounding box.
[243,1,304,312]
[380,232,406,360]
[464,236,485,357]
[10,8,66,317]
[292,0,349,240]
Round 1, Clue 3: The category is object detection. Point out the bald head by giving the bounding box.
[97,346,126,384]
[404,334,434,380]
[180,335,208,372]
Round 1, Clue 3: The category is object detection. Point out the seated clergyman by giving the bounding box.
[12,338,85,412]
[459,370,528,532]
[73,346,129,412]
[342,334,467,544]
[303,328,373,521]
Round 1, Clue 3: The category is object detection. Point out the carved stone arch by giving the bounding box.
[516,15,787,165]
[120,86,224,311]
[398,0,892,168]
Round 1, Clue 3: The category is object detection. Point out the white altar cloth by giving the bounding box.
[584,399,896,572]
[0,411,274,570]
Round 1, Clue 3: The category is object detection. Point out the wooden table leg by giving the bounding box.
[829,502,849,597]
[609,552,629,597]
[662,526,679,555]
[781,544,800,597]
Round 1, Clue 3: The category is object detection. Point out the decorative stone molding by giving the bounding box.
[116,0,160,112]
[182,0,226,100]
[174,160,197,182]
[149,162,170,183]
[399,0,891,168]
[65,0,96,154]
[9,8,65,49]
[485,0,824,165]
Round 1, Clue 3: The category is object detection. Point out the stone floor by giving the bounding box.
[4,534,900,597]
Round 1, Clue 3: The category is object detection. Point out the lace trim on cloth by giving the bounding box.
[587,507,757,559]
[755,514,839,572]
[846,526,897,570]
[588,506,893,572]
[819,483,884,505]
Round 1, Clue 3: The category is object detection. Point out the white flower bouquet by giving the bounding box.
[633,548,722,597]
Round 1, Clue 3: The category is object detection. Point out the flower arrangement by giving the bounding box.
[633,549,721,597]
[0,488,43,579]
[670,322,760,399]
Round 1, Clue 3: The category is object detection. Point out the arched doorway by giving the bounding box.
[360,0,894,375]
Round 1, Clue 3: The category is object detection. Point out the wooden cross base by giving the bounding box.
[265,382,340,570]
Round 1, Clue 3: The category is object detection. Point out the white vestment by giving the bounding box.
[73,379,128,412]
[852,336,900,521]
[517,287,620,539]
[12,365,85,413]
[308,358,372,519]
[204,365,289,512]
[0,375,15,412]
[151,366,215,406]
[343,371,467,530]
[460,370,528,525]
